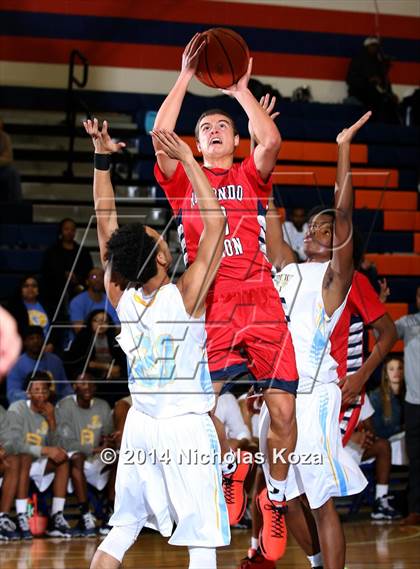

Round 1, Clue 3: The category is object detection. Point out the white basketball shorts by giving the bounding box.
[259,382,367,509]
[109,407,230,547]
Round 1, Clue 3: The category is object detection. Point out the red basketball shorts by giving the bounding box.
[205,284,298,394]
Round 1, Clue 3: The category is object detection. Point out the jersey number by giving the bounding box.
[220,206,230,236]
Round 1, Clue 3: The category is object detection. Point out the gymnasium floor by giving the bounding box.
[0,521,419,568]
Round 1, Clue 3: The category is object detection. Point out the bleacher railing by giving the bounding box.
[64,49,90,177]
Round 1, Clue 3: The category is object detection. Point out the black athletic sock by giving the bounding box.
[79,502,89,515]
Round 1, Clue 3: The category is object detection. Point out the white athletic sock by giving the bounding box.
[51,497,66,516]
[307,552,323,567]
[251,536,259,551]
[267,474,286,502]
[376,484,388,500]
[188,546,216,569]
[15,499,28,515]
[221,449,237,475]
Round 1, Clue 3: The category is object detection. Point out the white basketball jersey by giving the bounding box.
[116,283,215,418]
[273,262,349,392]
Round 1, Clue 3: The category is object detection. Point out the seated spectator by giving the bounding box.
[64,309,127,405]
[346,37,399,123]
[56,373,114,537]
[282,207,308,261]
[395,285,420,526]
[7,274,62,352]
[6,372,72,539]
[41,218,93,305]
[0,117,22,202]
[215,392,251,451]
[345,394,401,520]
[370,356,404,440]
[0,403,21,541]
[69,268,119,335]
[6,326,73,404]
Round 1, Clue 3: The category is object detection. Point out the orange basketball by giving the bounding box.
[195,28,250,89]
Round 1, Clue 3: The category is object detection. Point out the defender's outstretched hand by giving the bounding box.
[248,93,280,141]
[336,111,371,146]
[83,118,126,154]
[151,129,194,163]
[259,93,280,120]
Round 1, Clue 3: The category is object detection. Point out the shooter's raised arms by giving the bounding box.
[152,34,205,178]
[222,59,281,181]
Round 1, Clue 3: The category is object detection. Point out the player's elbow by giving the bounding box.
[375,314,398,347]
[386,320,398,348]
[263,131,281,154]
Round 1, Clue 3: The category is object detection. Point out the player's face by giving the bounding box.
[28,380,50,405]
[303,214,333,259]
[387,359,404,394]
[21,277,39,302]
[145,226,173,267]
[196,114,238,159]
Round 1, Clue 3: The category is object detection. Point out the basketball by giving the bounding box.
[195,28,250,89]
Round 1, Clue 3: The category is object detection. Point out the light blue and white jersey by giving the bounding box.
[274,262,350,392]
[116,283,214,418]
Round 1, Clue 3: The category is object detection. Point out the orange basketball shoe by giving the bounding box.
[222,450,254,525]
[237,547,276,568]
[256,488,287,561]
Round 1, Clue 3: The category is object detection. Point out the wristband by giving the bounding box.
[94,153,111,171]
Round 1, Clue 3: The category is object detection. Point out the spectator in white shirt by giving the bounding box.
[215,393,251,451]
[282,207,308,261]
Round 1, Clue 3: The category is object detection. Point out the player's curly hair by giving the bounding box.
[307,205,336,223]
[105,223,158,287]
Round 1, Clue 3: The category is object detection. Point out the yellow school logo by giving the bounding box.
[28,309,48,329]
[26,432,42,446]
[39,419,48,436]
[80,428,94,446]
[87,415,102,430]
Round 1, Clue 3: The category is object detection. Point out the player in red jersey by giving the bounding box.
[334,271,396,443]
[153,33,298,536]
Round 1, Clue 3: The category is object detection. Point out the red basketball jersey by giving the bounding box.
[154,155,273,293]
[331,271,386,380]
[331,271,386,445]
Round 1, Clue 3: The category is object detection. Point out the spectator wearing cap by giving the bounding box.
[6,326,73,404]
[346,36,399,123]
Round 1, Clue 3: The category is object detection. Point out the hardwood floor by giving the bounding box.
[0,522,419,568]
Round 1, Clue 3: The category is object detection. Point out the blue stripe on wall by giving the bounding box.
[0,11,419,62]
